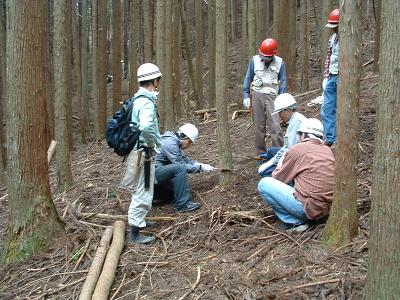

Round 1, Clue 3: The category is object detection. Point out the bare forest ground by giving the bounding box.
[0,10,378,300]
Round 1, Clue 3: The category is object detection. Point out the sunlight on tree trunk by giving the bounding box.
[323,0,362,249]
[2,0,64,265]
[364,1,400,298]
[215,0,233,186]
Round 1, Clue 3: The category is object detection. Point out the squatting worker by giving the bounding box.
[243,38,287,155]
[154,123,214,212]
[123,63,162,245]
[321,8,340,146]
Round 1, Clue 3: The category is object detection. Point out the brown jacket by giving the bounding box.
[272,139,335,219]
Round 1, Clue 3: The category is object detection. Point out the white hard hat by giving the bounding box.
[137,63,162,82]
[272,93,297,115]
[178,123,199,143]
[297,118,324,137]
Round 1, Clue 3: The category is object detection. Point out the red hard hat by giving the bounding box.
[259,38,278,57]
[326,9,339,27]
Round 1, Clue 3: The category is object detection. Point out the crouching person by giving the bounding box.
[155,123,214,212]
[122,63,162,245]
[258,118,335,232]
[258,93,306,177]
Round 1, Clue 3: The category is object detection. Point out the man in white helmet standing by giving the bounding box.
[258,93,306,177]
[154,123,214,212]
[258,118,335,232]
[125,63,162,244]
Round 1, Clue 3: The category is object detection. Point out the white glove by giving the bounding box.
[258,160,274,174]
[200,163,215,172]
[243,98,250,109]
[322,78,328,92]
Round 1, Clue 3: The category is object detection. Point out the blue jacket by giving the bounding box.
[155,131,201,173]
[243,56,287,99]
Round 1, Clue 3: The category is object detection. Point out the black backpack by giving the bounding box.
[106,98,141,156]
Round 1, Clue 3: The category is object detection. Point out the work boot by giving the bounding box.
[176,201,201,213]
[130,226,156,244]
[145,220,158,228]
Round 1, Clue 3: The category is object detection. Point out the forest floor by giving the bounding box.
[0,13,379,298]
[0,68,377,299]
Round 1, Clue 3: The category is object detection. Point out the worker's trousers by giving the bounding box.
[321,74,337,144]
[252,91,283,155]
[124,149,155,228]
[258,177,308,225]
[154,164,192,209]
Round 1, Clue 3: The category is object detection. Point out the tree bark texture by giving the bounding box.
[364,0,400,298]
[129,0,140,95]
[300,0,309,91]
[215,0,233,186]
[2,0,64,265]
[288,0,297,90]
[155,0,166,128]
[46,0,55,143]
[112,0,122,112]
[92,0,101,139]
[142,0,153,62]
[323,0,362,248]
[180,0,201,111]
[97,0,108,139]
[123,0,130,78]
[73,0,87,144]
[247,0,256,58]
[0,0,5,174]
[208,0,216,108]
[241,0,248,76]
[53,0,73,191]
[81,0,90,143]
[195,0,204,107]
[172,0,181,118]
[164,0,175,130]
[320,0,333,74]
[373,0,381,73]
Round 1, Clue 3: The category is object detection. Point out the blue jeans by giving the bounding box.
[154,164,192,209]
[258,177,309,225]
[321,74,337,144]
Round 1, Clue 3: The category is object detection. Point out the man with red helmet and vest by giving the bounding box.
[321,8,340,147]
[243,38,287,155]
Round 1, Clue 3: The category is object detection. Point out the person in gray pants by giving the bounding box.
[155,124,214,212]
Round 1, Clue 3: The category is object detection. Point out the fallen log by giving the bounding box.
[293,88,320,98]
[79,226,113,300]
[193,103,238,115]
[92,221,126,300]
[232,109,250,120]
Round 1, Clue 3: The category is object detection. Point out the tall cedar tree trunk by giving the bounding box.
[215,0,233,186]
[129,0,140,95]
[54,0,73,191]
[92,0,101,138]
[164,0,175,130]
[155,0,166,128]
[97,0,108,139]
[241,1,248,77]
[195,0,204,107]
[208,0,216,108]
[81,0,90,142]
[323,0,362,248]
[0,0,5,174]
[321,0,333,74]
[288,0,297,90]
[73,0,87,144]
[257,0,268,40]
[172,0,181,118]
[143,0,153,62]
[112,0,122,112]
[180,0,201,110]
[123,0,130,78]
[247,0,256,58]
[373,0,381,73]
[300,0,309,91]
[46,0,55,143]
[2,0,64,265]
[229,0,237,42]
[364,1,400,297]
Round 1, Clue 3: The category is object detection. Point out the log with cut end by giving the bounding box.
[92,220,126,300]
[79,226,113,300]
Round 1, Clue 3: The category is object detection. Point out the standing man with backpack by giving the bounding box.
[125,63,162,244]
[243,38,287,155]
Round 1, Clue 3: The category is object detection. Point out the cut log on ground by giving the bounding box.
[47,140,57,164]
[194,103,238,115]
[232,109,250,120]
[79,226,113,300]
[92,221,126,300]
